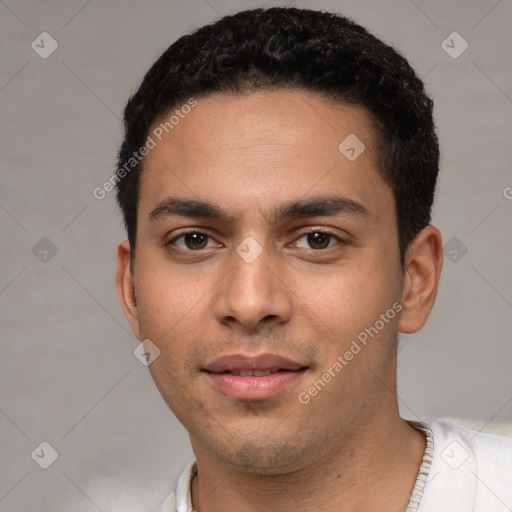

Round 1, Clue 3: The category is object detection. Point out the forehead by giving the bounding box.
[138,89,392,223]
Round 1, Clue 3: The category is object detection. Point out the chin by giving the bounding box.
[197,426,329,476]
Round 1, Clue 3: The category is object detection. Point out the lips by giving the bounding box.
[204,354,303,373]
[224,369,281,377]
[203,354,308,400]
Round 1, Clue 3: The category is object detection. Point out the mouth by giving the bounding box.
[202,354,309,400]
[215,369,289,376]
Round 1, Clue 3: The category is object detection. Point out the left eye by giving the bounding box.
[170,232,219,250]
[294,231,341,250]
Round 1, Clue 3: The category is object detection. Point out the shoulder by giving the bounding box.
[430,418,512,469]
[160,459,196,512]
[160,492,176,512]
[418,419,512,512]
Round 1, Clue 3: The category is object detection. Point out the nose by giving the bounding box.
[213,241,293,331]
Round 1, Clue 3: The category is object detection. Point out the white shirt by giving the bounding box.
[161,419,512,512]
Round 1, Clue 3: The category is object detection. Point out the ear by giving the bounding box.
[398,225,443,334]
[116,240,142,340]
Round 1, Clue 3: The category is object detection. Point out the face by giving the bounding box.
[117,89,439,474]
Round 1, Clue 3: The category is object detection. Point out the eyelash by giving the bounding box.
[166,229,345,252]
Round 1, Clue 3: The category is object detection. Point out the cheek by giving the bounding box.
[133,262,208,350]
[298,256,400,349]
[147,358,206,429]
[136,270,205,403]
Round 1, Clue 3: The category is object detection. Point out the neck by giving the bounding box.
[189,409,426,512]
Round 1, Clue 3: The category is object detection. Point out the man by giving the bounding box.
[115,7,512,512]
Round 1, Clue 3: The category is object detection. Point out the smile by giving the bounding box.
[203,353,309,400]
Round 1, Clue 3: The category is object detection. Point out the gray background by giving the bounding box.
[1,0,511,510]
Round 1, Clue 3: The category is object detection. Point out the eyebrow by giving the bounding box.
[148,195,369,224]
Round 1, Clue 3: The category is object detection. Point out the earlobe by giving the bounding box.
[116,240,142,340]
[398,226,443,334]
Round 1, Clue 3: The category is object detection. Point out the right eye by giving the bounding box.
[167,231,221,251]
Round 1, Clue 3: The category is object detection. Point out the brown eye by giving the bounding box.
[294,231,342,250]
[183,232,208,250]
[170,231,217,251]
[307,232,331,249]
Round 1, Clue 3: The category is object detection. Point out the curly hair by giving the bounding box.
[116,7,439,261]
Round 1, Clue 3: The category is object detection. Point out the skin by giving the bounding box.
[117,89,443,512]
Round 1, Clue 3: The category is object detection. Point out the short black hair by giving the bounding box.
[116,7,439,261]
